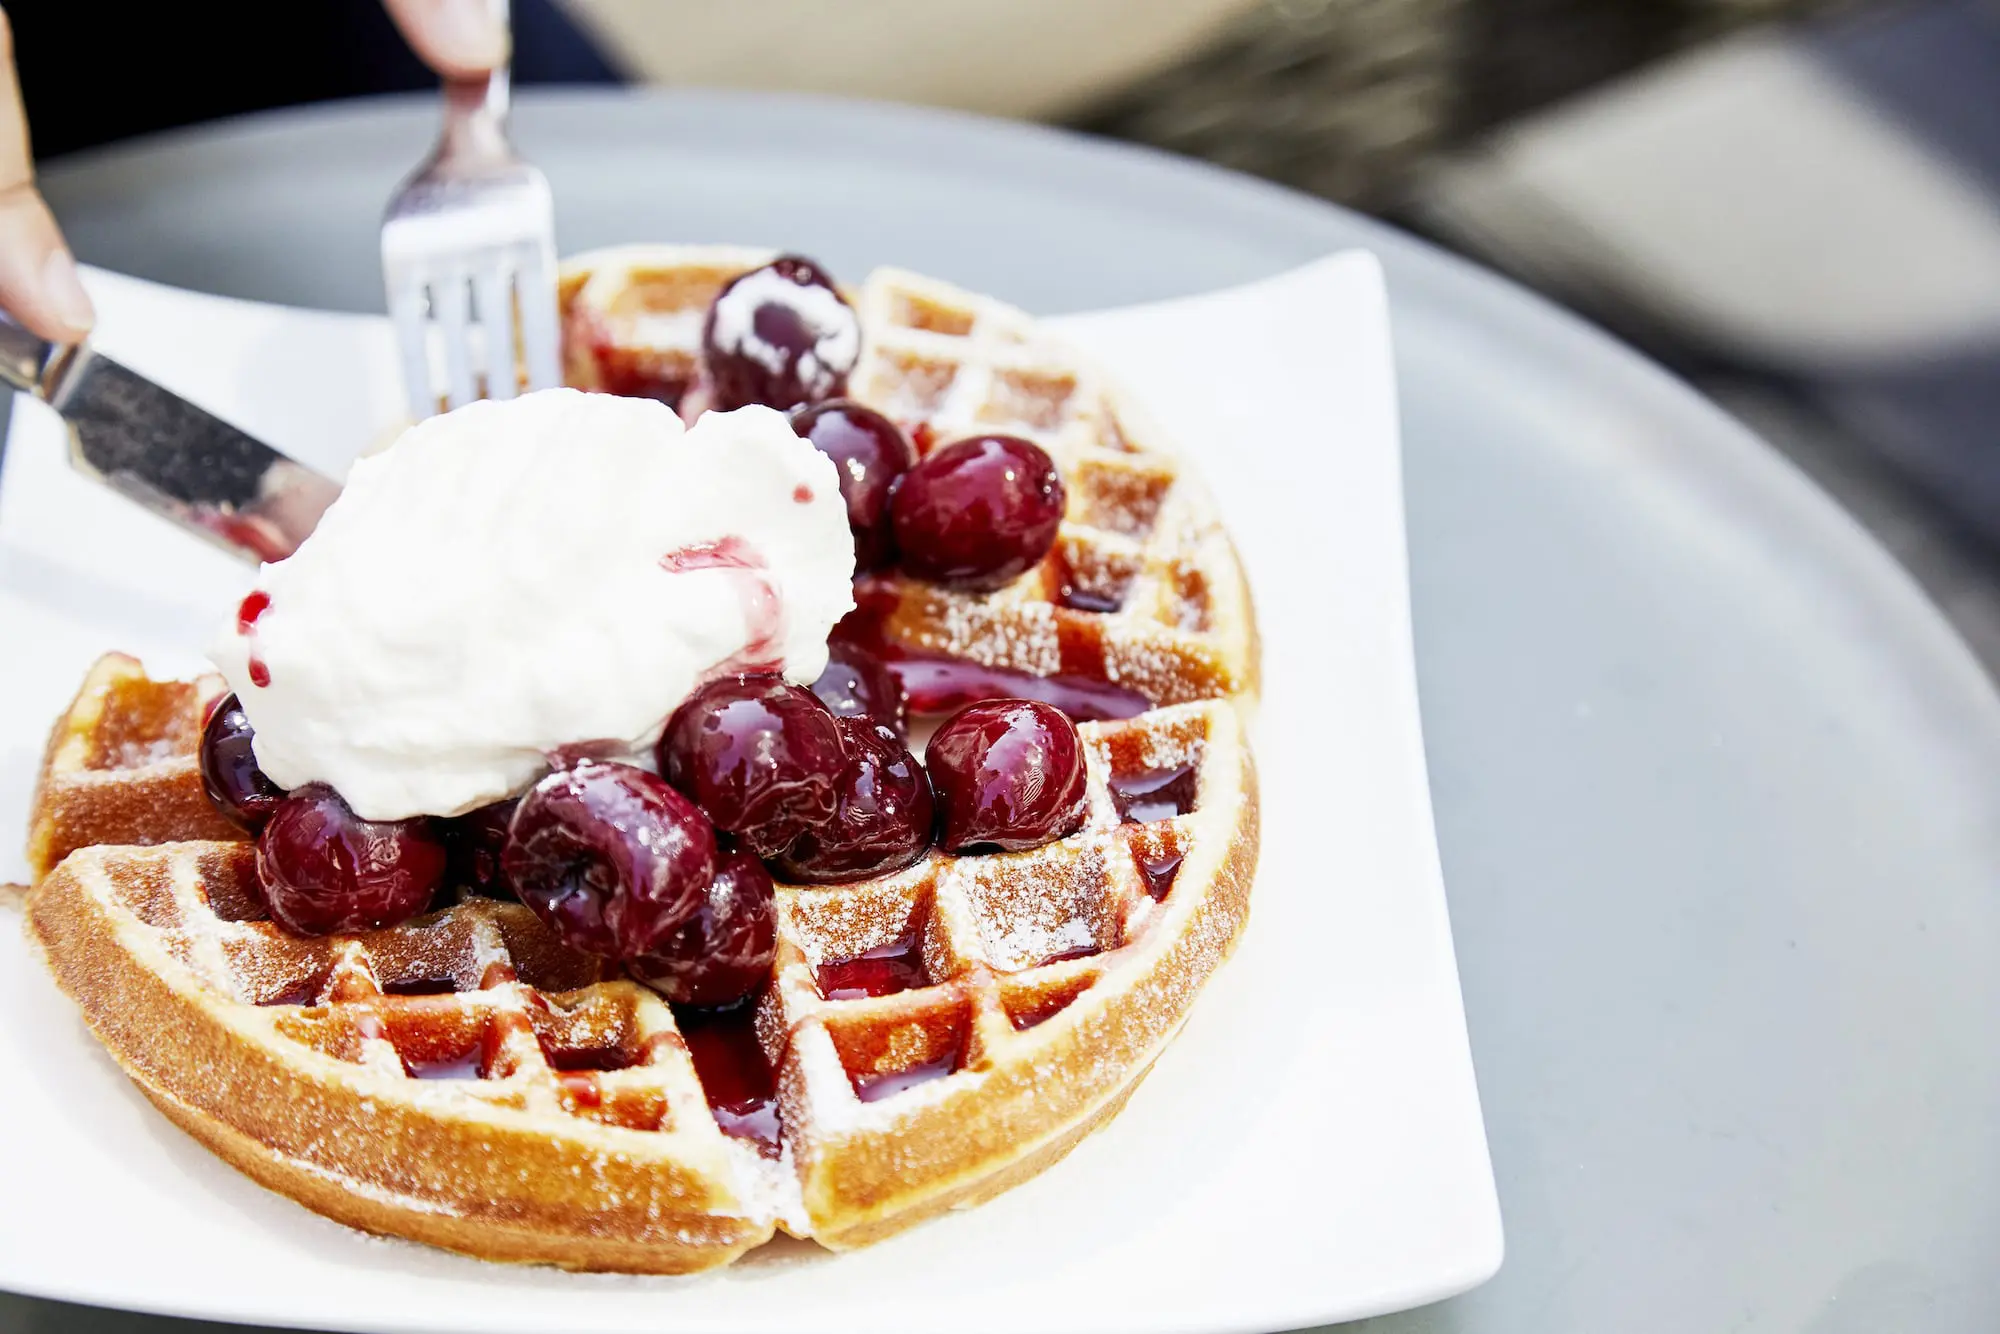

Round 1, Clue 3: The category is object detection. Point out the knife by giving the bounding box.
[0,317,340,564]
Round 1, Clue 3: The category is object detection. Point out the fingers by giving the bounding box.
[380,0,509,79]
[0,9,90,342]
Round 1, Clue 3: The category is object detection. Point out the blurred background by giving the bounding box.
[11,0,2000,670]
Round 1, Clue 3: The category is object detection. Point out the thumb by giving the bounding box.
[0,11,91,342]
[380,0,509,79]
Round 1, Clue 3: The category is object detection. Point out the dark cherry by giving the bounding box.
[657,675,844,856]
[256,785,448,936]
[444,799,517,898]
[809,640,908,738]
[702,255,860,411]
[789,400,917,570]
[926,699,1089,853]
[627,849,778,1007]
[198,692,285,831]
[502,762,718,960]
[772,718,935,883]
[888,435,1065,591]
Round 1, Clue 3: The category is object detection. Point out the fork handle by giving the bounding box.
[439,0,512,152]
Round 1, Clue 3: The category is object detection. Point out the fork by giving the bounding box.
[381,0,560,421]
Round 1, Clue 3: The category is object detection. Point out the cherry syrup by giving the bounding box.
[815,934,929,1000]
[1134,848,1185,901]
[851,1040,963,1103]
[405,1042,486,1081]
[381,976,458,997]
[831,599,1149,724]
[675,1002,782,1156]
[1008,983,1089,1031]
[237,591,272,688]
[543,1044,638,1073]
[661,536,785,671]
[1108,764,1199,824]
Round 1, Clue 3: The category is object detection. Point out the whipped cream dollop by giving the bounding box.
[212,389,854,820]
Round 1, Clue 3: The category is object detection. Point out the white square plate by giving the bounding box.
[0,254,1500,1333]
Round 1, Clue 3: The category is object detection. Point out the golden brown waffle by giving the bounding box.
[561,245,1259,710]
[25,659,1257,1270]
[26,652,241,880]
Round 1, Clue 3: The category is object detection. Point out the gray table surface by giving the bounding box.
[12,90,2000,1334]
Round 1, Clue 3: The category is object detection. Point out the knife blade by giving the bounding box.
[0,316,340,564]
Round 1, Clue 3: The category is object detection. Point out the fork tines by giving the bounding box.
[383,175,561,421]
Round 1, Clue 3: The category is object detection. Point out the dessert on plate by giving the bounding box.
[21,247,1261,1273]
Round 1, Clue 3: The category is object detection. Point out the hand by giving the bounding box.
[0,0,508,345]
[379,0,512,81]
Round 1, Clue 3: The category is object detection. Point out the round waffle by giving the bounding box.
[22,251,1262,1272]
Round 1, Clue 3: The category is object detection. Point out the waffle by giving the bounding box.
[26,652,240,880]
[24,659,1258,1270]
[22,251,1261,1271]
[562,245,1259,710]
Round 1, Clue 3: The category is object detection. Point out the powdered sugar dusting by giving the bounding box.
[30,245,1265,1267]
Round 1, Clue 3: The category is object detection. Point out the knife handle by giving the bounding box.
[0,315,80,402]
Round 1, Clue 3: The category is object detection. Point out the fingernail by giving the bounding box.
[431,0,509,70]
[41,249,93,336]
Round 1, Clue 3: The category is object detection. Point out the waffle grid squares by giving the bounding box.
[765,703,1214,1107]
[53,684,1222,1135]
[96,844,718,1136]
[558,247,1258,710]
[26,654,242,880]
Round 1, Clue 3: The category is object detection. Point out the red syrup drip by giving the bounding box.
[852,1040,963,1103]
[793,483,815,504]
[831,596,1150,723]
[237,590,272,688]
[559,1072,603,1109]
[1134,848,1185,902]
[1108,764,1200,824]
[675,1002,782,1157]
[662,536,785,672]
[200,511,294,565]
[381,976,458,996]
[544,1044,638,1073]
[406,1042,486,1080]
[1052,548,1125,614]
[1057,584,1123,614]
[816,935,928,1000]
[1009,986,1087,1031]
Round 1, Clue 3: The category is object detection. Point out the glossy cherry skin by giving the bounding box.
[198,693,286,831]
[627,849,778,1007]
[502,762,718,960]
[809,640,908,739]
[889,435,1065,591]
[255,785,448,936]
[925,699,1089,853]
[702,255,860,411]
[657,675,844,856]
[772,718,935,883]
[444,799,517,899]
[789,400,917,570]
